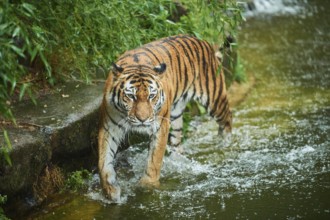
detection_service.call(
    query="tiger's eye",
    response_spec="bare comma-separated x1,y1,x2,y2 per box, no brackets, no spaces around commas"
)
149,94,156,99
126,94,135,100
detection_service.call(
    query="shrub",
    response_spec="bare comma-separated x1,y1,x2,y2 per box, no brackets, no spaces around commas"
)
0,0,243,120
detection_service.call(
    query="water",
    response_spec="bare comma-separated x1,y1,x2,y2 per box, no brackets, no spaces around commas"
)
29,0,330,219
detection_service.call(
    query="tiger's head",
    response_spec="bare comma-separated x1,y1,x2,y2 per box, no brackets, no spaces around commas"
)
109,62,166,127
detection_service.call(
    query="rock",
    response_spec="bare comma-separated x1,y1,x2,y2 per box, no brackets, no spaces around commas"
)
0,82,104,199
0,130,49,196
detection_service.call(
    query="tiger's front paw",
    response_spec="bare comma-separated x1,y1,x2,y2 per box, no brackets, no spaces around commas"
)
102,182,121,203
139,176,160,188
100,176,121,203
218,123,232,136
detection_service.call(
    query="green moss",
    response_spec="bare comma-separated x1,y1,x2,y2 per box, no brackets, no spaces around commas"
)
64,169,92,192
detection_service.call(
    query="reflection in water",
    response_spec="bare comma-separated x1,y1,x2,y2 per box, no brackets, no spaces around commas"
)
31,0,330,219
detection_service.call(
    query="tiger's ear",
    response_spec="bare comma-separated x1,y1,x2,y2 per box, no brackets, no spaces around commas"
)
153,63,166,75
112,62,124,76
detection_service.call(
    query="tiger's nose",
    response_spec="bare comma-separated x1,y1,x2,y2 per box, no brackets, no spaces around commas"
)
135,101,151,123
136,114,148,123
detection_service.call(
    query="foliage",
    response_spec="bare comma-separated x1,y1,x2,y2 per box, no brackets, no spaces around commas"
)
181,0,244,44
64,169,92,192
233,56,246,83
0,130,12,166
0,194,10,220
0,0,243,121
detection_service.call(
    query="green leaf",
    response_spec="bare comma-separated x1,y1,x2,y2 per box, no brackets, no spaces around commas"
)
10,45,25,58
197,103,206,114
12,26,21,38
19,83,28,101
22,3,36,16
3,130,12,166
29,47,39,62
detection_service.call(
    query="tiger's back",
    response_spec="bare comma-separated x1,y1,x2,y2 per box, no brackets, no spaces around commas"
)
98,35,232,201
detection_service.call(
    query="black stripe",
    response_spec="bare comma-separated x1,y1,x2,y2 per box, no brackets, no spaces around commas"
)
171,128,182,132
171,142,181,147
106,109,124,130
125,73,137,81
210,78,223,116
117,53,132,61
214,98,228,122
145,79,153,84
111,85,117,103
197,40,210,108
103,124,109,132
139,73,153,78
125,64,154,70
143,47,161,64
203,41,217,105
112,136,120,146
181,36,198,78
191,86,196,100
173,37,196,75
170,112,183,121
133,54,139,63
182,61,189,94
158,44,174,72
211,56,218,105
217,99,229,120
183,91,189,100
174,48,182,100
183,36,200,58
168,133,175,138
165,40,186,101
187,37,203,99
104,138,115,157
120,81,125,89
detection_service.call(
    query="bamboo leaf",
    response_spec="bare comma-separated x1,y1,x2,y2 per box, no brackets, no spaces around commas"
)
3,130,12,166
10,45,25,58
19,83,28,101
12,26,21,38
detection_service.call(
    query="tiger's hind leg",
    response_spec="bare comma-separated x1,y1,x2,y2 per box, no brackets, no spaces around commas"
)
210,98,232,136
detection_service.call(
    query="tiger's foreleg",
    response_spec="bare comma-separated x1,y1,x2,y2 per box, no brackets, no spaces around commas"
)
168,101,187,152
168,113,184,153
98,113,123,202
140,113,170,186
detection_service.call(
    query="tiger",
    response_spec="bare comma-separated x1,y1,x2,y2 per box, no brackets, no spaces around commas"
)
98,35,232,202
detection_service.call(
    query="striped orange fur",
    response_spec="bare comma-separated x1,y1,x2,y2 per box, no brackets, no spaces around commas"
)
98,35,232,201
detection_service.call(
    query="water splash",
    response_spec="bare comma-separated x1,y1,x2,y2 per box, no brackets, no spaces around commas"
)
242,0,307,17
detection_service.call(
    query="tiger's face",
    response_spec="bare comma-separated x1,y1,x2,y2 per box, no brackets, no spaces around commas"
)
110,63,166,127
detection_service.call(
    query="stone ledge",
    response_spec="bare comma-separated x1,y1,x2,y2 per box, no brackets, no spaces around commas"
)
0,82,104,197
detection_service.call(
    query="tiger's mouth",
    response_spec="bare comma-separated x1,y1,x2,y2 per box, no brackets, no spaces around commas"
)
128,119,153,127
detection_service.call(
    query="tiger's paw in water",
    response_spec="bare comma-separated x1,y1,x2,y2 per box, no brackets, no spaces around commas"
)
139,176,160,188
102,182,121,203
